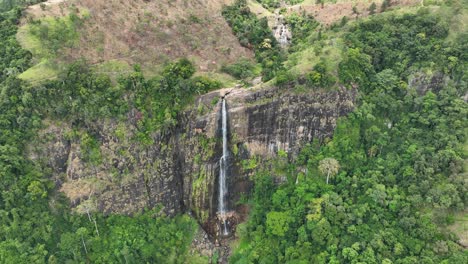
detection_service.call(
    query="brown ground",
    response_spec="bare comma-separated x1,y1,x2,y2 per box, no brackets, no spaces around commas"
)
20,0,423,74
22,0,69,18
288,0,422,26
22,0,254,73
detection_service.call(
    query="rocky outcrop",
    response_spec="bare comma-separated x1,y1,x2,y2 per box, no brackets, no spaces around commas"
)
29,84,356,238
273,12,292,47
408,71,448,95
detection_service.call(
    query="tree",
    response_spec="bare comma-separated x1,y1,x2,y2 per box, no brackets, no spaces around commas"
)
352,6,359,16
316,0,325,8
266,211,292,237
76,227,88,256
381,0,391,12
338,48,374,87
340,16,349,27
369,2,377,15
318,158,340,184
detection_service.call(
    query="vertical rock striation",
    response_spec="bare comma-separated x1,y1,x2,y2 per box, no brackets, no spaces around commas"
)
29,84,356,237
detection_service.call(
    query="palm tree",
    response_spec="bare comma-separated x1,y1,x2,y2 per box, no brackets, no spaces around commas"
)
318,158,340,184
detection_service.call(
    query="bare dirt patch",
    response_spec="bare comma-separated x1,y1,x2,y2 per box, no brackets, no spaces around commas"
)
447,210,468,248
21,0,254,74
22,0,73,22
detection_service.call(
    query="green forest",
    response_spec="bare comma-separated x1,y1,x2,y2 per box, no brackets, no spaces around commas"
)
0,0,467,263
229,2,467,263
0,5,209,263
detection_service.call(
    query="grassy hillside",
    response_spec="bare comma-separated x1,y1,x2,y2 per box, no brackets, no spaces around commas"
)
17,0,254,82
1,0,466,263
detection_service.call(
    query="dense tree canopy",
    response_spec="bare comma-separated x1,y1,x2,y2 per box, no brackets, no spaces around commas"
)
0,7,210,263
0,1,466,263
222,0,286,80
230,5,467,264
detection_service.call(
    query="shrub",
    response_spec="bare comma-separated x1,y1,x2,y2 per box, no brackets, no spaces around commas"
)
221,58,256,79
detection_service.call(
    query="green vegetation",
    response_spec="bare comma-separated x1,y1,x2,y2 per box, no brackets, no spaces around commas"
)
231,4,467,263
26,57,220,145
0,6,215,263
55,211,197,263
285,12,319,51
221,57,258,80
0,8,31,82
17,8,88,82
256,0,304,9
0,0,44,12
224,1,344,87
1,0,467,263
222,0,286,81
28,12,84,55
17,60,58,82
123,60,221,143
344,9,463,79
369,2,377,15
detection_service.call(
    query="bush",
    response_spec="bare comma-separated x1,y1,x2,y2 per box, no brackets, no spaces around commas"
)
221,58,256,79
305,60,337,89
275,70,295,86
222,0,285,81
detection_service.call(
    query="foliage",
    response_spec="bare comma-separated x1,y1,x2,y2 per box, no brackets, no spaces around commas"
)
0,0,44,12
306,59,336,89
120,59,221,143
222,0,285,81
35,58,219,143
318,157,339,184
369,2,377,15
28,11,84,55
0,7,212,262
338,47,374,88
221,57,256,80
231,6,467,264
285,12,319,52
0,8,31,82
256,0,304,10
343,10,459,78
381,0,391,12
35,60,127,126
1,1,467,263
55,211,197,263
275,69,296,86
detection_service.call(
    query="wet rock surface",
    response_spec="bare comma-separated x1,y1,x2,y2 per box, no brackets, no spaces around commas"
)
409,71,448,95
273,12,292,47
29,84,356,240
190,227,216,261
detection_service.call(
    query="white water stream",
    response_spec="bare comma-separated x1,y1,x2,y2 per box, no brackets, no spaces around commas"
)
218,98,229,236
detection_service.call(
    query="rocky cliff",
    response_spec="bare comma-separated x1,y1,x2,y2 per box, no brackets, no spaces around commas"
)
29,84,356,238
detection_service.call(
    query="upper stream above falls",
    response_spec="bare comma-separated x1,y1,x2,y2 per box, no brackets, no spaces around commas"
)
273,12,292,47
271,1,292,47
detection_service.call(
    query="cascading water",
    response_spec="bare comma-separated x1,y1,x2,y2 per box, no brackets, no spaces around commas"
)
218,98,229,236
273,13,291,47
272,1,292,48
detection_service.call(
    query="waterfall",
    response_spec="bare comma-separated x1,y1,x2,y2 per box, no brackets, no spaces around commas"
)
273,13,292,48
218,98,229,236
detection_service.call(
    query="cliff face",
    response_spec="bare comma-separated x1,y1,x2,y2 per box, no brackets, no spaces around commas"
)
29,85,356,237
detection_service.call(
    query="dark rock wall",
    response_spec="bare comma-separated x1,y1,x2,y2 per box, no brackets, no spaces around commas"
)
28,85,356,237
